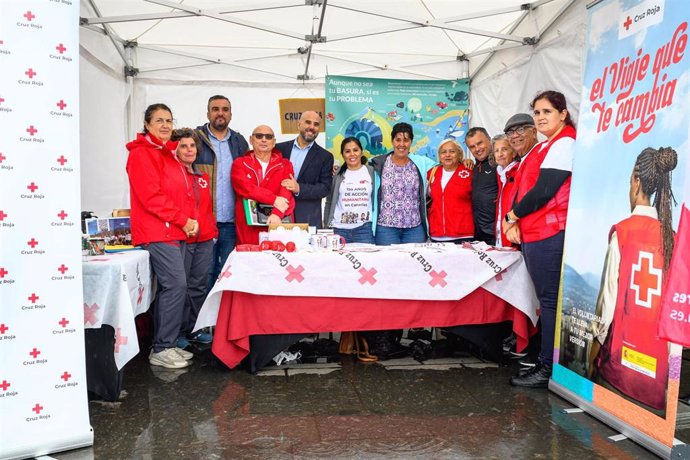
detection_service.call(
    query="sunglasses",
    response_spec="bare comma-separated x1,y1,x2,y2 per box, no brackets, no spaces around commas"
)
253,133,274,140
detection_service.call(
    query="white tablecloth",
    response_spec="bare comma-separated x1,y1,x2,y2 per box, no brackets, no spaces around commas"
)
195,243,539,331
82,251,152,369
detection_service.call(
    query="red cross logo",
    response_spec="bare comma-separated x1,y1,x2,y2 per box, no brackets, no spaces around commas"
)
58,317,69,328
0,267,8,278
24,11,36,22
0,380,10,391
28,293,39,303
32,403,43,414
0,324,8,334
25,68,37,79
0,152,6,163
198,178,208,188
458,170,470,179
285,265,305,283
56,43,67,54
220,267,232,279
57,264,68,275
83,303,100,325
61,371,71,382
27,182,38,192
114,328,128,353
623,16,632,30
27,238,39,248
429,270,448,288
29,348,41,358
57,210,68,220
56,100,67,110
0,210,7,221
57,155,68,166
26,125,38,135
630,251,662,309
0,96,4,104
494,268,508,282
137,286,144,304
358,267,378,285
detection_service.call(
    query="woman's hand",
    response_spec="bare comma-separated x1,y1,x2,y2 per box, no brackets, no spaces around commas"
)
280,174,300,194
273,196,289,213
183,218,199,237
506,225,522,244
266,214,281,226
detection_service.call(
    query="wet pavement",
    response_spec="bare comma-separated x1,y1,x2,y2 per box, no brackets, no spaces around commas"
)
49,335,690,460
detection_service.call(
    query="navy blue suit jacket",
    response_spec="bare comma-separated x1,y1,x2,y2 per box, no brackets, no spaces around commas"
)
276,140,334,228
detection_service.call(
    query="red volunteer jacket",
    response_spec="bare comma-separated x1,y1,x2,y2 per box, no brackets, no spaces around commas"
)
186,170,218,244
231,149,296,245
426,165,474,239
596,215,669,410
514,124,576,243
126,133,195,245
495,162,519,248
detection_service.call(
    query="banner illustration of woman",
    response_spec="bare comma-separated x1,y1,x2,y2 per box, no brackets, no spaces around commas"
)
588,147,678,413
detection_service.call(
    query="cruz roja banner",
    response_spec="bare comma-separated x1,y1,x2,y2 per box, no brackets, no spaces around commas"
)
324,76,469,163
551,0,690,457
0,1,93,459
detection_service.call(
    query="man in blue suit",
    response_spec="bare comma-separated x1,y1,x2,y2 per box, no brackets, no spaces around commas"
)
276,111,334,228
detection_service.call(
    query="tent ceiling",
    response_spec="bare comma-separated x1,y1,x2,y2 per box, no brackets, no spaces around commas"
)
80,0,575,83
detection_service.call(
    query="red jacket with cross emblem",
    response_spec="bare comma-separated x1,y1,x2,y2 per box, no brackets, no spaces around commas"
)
596,214,668,410
426,164,474,239
186,170,218,244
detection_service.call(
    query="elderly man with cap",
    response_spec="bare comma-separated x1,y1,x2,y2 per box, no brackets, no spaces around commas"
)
504,113,539,161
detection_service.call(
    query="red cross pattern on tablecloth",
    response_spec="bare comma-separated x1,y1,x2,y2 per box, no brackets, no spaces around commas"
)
623,16,632,30
630,251,662,309
27,237,38,248
429,270,448,288
137,286,144,305
0,324,8,334
27,293,39,303
60,371,71,382
494,268,508,281
358,267,378,285
56,43,67,54
57,210,68,220
29,348,40,359
56,99,67,110
57,155,68,166
58,317,69,328
25,69,37,80
83,303,100,325
27,182,38,192
23,11,36,21
0,380,10,391
217,266,232,284
0,267,8,278
285,265,305,283
32,403,43,414
57,264,68,275
114,328,128,353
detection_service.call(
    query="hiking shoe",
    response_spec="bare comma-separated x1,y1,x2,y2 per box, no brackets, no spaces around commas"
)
174,347,193,360
188,329,213,344
176,336,191,350
149,349,190,369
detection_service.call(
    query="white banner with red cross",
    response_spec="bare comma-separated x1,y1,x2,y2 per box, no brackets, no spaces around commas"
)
0,1,93,458
195,243,539,331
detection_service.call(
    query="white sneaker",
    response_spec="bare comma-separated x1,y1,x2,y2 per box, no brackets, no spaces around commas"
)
174,347,193,361
149,348,190,369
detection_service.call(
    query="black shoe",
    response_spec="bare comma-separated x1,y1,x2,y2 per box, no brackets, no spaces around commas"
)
510,362,552,388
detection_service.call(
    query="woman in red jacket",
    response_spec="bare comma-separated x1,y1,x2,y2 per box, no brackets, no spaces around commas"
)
503,91,577,387
231,125,295,245
171,128,219,349
126,103,196,369
426,139,474,243
493,135,519,248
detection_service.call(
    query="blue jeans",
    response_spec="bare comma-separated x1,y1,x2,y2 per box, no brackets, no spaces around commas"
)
207,222,236,290
334,222,375,244
375,224,427,246
521,231,565,366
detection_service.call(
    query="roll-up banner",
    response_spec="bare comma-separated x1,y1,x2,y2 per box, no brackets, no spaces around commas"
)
0,1,94,458
324,76,469,162
552,0,690,457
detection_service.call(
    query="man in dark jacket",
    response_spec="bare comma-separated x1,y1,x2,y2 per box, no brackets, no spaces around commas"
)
195,95,248,293
465,127,498,245
275,111,334,228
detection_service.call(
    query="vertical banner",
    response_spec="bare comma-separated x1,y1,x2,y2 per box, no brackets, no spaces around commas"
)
552,0,689,457
0,1,93,459
325,76,469,162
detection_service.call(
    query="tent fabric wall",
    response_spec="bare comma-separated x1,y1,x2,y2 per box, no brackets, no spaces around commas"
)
78,0,588,216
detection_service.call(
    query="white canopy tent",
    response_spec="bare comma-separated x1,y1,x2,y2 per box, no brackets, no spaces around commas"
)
78,0,587,216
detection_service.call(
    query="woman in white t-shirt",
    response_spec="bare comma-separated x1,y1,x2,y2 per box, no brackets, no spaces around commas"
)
324,137,376,243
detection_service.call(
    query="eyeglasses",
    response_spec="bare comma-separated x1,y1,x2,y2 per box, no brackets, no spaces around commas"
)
505,125,533,137
151,118,174,126
253,133,274,140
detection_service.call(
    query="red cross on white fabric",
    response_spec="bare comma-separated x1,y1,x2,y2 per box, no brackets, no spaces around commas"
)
56,100,67,110
0,267,7,278
28,293,39,303
58,317,69,327
630,251,662,309
494,268,508,282
0,380,10,391
23,11,35,21
27,182,38,192
57,264,68,274
83,303,100,325
27,238,39,248
61,371,71,382
56,43,67,54
358,267,377,285
623,16,632,30
57,155,68,165
25,69,36,79
29,348,40,358
429,270,448,288
0,324,8,334
285,265,305,283
137,286,144,304
0,210,7,221
114,328,128,353
57,210,68,220
32,403,43,414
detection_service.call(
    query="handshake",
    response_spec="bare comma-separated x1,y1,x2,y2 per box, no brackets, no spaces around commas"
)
183,218,199,238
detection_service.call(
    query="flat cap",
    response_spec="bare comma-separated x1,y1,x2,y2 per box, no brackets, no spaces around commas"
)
504,113,535,133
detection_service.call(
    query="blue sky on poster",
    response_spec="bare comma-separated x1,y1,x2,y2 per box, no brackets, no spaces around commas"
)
565,0,690,277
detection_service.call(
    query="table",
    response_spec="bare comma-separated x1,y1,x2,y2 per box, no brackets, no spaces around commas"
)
195,243,539,369
82,251,152,399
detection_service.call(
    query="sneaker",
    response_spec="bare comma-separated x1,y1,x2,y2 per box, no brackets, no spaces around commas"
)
174,347,193,360
149,348,190,369
188,329,213,344
509,362,552,388
176,336,191,350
